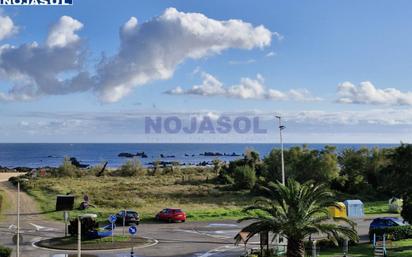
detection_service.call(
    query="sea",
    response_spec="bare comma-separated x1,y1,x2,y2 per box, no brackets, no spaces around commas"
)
0,143,399,168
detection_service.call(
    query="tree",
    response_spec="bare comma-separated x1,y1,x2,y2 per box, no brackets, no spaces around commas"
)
380,144,412,197
401,199,412,224
263,146,339,184
235,180,358,257
233,166,256,190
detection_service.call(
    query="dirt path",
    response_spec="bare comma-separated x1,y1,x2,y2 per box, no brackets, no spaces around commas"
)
0,173,57,227
0,172,22,182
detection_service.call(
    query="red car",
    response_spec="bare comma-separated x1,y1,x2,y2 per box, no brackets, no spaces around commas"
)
155,208,186,223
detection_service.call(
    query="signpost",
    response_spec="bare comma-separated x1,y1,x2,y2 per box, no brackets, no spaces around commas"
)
128,225,137,236
123,209,126,236
129,225,138,257
108,215,117,243
64,211,69,237
77,216,81,257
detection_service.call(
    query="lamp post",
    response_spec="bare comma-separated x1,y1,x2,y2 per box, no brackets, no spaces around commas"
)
78,216,81,257
16,178,28,257
275,116,286,185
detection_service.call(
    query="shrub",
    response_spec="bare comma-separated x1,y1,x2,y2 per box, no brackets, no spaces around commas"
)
57,157,79,177
304,237,357,249
402,199,412,224
234,166,256,190
0,246,12,257
389,197,403,213
369,225,412,241
115,158,145,177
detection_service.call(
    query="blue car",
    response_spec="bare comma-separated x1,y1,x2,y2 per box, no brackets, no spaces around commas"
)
369,217,406,241
370,217,405,230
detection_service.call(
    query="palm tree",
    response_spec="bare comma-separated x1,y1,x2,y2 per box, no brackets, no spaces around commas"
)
235,180,358,257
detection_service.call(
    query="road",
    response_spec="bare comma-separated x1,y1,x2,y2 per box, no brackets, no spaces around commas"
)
0,174,252,257
0,173,375,257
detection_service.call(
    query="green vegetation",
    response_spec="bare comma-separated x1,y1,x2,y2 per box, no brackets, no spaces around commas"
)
0,190,3,213
318,239,412,256
0,189,10,222
233,166,256,190
22,167,257,222
364,201,389,215
111,158,145,177
0,246,11,257
12,143,412,225
236,180,358,257
370,225,412,241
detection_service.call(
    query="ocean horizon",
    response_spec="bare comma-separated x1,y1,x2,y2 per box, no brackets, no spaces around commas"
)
0,143,399,169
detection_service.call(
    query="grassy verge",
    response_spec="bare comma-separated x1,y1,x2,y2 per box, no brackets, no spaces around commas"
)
364,201,392,215
0,189,10,222
318,239,412,256
24,170,257,222
20,168,395,224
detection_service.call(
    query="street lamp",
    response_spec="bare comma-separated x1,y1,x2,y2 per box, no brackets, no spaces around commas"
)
275,116,286,185
274,116,287,252
16,178,28,257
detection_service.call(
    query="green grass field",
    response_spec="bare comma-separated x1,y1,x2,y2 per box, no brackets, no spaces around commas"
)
18,166,395,223
23,169,257,222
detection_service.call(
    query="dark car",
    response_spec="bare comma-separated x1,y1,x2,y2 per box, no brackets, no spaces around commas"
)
115,210,140,225
368,217,406,241
155,208,186,223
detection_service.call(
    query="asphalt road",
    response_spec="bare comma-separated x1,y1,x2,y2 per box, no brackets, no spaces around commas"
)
0,177,253,257
0,176,378,257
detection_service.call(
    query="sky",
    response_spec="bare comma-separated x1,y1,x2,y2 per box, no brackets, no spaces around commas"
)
0,0,412,143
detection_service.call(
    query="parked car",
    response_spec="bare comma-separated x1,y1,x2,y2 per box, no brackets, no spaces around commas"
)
368,217,406,241
115,210,140,225
155,208,186,223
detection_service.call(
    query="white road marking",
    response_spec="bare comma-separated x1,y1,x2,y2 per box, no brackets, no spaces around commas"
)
29,223,56,232
207,224,239,228
196,245,240,257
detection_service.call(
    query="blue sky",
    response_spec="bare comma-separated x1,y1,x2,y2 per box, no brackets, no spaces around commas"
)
0,0,412,143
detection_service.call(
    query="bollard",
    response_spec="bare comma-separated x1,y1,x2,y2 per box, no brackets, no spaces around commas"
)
312,240,317,257
343,239,348,257
130,246,134,257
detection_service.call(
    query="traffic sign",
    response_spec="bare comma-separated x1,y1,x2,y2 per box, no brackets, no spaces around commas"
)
108,215,117,224
128,225,138,235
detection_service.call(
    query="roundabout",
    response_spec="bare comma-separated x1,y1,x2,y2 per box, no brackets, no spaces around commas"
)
33,235,158,251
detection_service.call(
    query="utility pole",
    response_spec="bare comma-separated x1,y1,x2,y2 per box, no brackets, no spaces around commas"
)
274,116,287,253
16,181,20,257
276,116,286,185
78,216,81,257
16,178,28,257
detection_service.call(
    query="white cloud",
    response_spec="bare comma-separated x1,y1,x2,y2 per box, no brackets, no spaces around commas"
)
337,81,412,106
46,16,83,48
95,7,273,102
228,59,256,65
5,108,412,143
166,72,320,102
186,72,226,96
266,51,276,57
0,14,17,41
0,9,276,103
0,16,93,102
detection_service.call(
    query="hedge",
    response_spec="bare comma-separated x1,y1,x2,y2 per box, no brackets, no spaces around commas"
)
0,246,12,257
369,225,412,241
